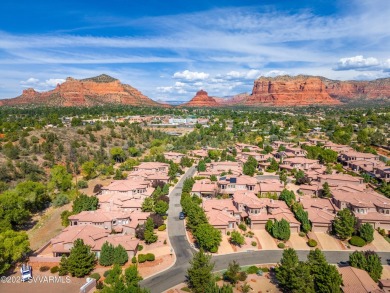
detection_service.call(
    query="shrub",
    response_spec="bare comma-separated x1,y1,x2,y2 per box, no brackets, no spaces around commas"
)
162,215,168,220
137,244,143,251
238,222,247,231
246,266,259,274
158,224,166,231
260,267,270,272
89,273,101,281
210,247,218,253
227,231,230,236
349,236,366,247
39,266,50,272
138,254,147,263
215,275,222,282
307,239,317,247
251,241,257,247
299,232,306,237
103,270,111,277
131,256,137,264
277,243,285,249
238,271,247,282
163,240,167,244
181,287,191,292
96,281,104,289
146,253,155,261
378,228,386,237
77,180,88,189
50,266,59,274
52,194,69,207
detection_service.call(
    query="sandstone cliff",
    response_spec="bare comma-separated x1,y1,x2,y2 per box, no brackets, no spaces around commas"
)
243,75,341,106
1,74,165,107
321,77,390,101
180,90,220,107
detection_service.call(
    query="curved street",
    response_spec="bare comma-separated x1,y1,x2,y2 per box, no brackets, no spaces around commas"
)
141,166,390,293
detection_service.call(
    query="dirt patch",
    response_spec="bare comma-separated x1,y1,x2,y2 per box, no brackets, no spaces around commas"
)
27,203,72,251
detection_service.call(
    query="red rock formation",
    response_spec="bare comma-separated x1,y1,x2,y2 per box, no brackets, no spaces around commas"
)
1,74,166,107
180,90,220,107
244,75,341,106
321,77,390,100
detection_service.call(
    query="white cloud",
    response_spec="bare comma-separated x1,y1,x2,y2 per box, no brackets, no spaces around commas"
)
45,78,66,87
19,77,65,90
264,70,288,77
173,70,209,81
156,86,173,93
334,55,380,70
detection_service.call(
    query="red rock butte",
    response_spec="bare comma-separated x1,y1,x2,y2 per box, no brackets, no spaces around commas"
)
0,74,166,107
179,90,220,107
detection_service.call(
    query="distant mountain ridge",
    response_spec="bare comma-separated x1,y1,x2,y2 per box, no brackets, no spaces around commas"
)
1,74,390,108
0,74,166,107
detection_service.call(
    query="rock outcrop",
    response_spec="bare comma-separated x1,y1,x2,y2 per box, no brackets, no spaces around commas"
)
180,90,220,107
1,74,165,107
321,77,390,101
243,75,341,106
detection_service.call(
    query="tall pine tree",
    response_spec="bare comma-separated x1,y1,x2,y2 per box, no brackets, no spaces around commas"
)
187,249,215,293
99,241,114,266
59,239,96,277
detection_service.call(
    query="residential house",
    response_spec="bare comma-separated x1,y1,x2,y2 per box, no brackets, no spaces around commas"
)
191,180,218,198
100,179,153,197
199,161,243,177
68,209,150,235
133,162,169,173
338,266,384,293
317,174,364,186
299,197,337,232
163,152,186,164
332,190,390,232
217,175,258,195
50,225,139,258
258,180,284,197
202,199,240,234
235,143,261,153
279,157,320,171
232,191,300,232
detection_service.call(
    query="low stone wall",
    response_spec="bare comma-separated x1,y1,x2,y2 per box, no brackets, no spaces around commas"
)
29,256,61,265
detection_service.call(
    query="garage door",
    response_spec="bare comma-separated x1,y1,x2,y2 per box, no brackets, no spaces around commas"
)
312,225,329,233
251,222,265,230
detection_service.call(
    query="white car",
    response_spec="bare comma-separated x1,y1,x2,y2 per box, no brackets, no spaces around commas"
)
20,264,32,282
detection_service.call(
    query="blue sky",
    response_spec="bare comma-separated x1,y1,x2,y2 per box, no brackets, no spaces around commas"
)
0,0,389,101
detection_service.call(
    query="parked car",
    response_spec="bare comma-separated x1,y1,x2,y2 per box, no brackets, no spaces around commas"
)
337,261,349,267
20,263,32,282
179,212,185,220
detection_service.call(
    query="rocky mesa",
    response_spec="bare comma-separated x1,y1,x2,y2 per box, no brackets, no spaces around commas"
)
242,75,341,106
321,77,390,101
1,74,165,107
179,90,220,107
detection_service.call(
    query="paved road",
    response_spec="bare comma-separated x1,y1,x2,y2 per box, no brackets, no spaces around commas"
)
141,167,390,292
140,166,197,293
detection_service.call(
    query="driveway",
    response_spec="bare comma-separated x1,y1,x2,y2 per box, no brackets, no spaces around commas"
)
217,235,234,254
371,231,390,252
315,232,345,250
287,233,308,250
253,230,278,249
